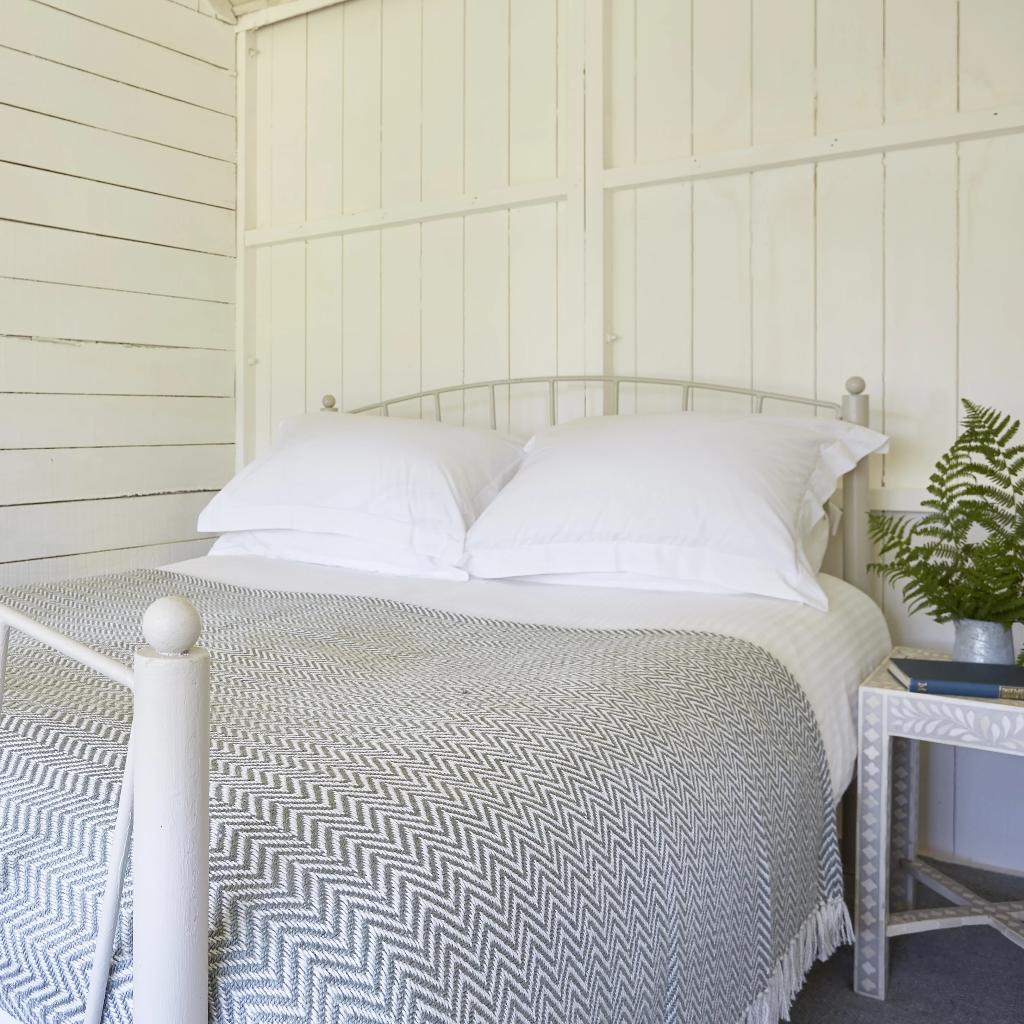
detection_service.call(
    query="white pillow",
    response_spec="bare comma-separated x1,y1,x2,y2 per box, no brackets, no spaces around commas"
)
199,413,524,574
208,530,468,580
464,413,888,609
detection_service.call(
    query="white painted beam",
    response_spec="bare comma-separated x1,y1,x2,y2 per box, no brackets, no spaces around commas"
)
602,105,1024,192
245,179,569,249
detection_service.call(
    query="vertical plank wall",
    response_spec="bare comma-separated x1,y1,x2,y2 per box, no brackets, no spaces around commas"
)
0,0,236,585
603,0,1024,872
240,0,1024,870
240,0,582,456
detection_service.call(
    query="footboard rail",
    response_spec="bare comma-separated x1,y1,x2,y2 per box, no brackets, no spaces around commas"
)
0,596,209,1024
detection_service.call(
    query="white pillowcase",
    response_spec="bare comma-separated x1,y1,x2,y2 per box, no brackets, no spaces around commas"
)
208,530,469,580
199,413,524,575
464,413,888,609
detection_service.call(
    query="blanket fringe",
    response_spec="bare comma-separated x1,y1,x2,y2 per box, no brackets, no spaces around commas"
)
740,896,854,1024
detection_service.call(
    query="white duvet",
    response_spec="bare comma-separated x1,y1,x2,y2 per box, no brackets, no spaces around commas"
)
167,555,892,800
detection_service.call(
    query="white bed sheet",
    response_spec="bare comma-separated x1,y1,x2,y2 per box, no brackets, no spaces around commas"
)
166,556,892,801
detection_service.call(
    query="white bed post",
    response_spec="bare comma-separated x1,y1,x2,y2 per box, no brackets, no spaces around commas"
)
841,377,871,594
132,597,210,1024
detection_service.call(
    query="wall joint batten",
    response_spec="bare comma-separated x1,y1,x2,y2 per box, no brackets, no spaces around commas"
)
603,105,1024,193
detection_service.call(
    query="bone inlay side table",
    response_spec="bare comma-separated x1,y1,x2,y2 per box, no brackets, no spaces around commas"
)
854,647,1024,1000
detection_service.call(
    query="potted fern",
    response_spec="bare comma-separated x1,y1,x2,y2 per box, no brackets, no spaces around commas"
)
869,401,1024,666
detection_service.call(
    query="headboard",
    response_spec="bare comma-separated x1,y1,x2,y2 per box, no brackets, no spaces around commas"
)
320,375,873,596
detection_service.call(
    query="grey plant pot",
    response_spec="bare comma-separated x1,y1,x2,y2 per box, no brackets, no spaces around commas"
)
952,619,1016,665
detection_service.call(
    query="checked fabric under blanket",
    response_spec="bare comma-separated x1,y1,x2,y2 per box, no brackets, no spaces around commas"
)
0,570,850,1024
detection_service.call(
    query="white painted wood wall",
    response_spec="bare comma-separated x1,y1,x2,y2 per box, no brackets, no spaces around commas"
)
238,0,1024,872
0,0,236,585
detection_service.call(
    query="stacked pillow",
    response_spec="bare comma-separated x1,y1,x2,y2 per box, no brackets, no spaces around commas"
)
200,410,887,608
199,414,525,580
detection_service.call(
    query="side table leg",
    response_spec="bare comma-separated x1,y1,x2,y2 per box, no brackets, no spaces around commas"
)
889,737,919,912
854,690,892,999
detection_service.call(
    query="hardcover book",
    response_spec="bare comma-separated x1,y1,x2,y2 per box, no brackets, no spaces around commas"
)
888,658,1024,701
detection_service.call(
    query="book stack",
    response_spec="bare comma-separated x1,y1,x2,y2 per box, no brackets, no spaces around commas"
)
888,658,1024,701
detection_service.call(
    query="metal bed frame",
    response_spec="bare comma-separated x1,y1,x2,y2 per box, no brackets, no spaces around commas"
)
0,375,873,1024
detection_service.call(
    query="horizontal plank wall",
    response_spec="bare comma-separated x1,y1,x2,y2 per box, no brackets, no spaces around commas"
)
0,0,236,585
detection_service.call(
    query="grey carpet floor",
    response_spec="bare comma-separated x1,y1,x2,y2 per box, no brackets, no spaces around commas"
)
790,861,1024,1023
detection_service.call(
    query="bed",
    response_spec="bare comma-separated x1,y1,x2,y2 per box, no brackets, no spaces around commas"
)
0,376,891,1024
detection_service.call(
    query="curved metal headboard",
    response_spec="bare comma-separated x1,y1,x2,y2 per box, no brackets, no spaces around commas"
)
321,374,845,427
319,374,873,596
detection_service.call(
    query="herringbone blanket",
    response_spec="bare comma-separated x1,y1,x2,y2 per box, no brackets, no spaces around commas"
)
0,571,850,1024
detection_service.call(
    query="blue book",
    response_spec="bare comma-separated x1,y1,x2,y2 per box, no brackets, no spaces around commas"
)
888,658,1024,701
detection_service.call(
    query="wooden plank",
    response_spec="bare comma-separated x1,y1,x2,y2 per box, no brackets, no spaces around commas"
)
0,47,234,162
421,218,465,419
0,0,234,115
607,190,637,409
815,154,885,447
463,211,509,428
0,163,234,256
750,165,815,409
341,231,381,410
884,145,958,488
0,279,232,351
305,3,345,221
605,0,636,169
247,249,274,456
692,0,751,152
465,0,509,192
816,0,883,133
0,445,233,506
270,15,307,224
380,0,422,208
380,225,422,412
509,203,558,436
635,184,692,412
751,0,814,144
35,0,235,69
0,492,216,564
0,221,233,303
0,105,233,209
0,539,215,587
959,0,1024,111
342,0,382,213
509,0,558,183
304,237,343,412
636,0,690,163
269,243,307,427
0,336,233,397
0,394,232,448
421,0,464,200
884,0,957,123
959,134,1024,424
691,174,751,410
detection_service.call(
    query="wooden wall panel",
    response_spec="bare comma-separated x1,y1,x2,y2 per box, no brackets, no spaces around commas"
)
0,0,234,584
959,0,1024,110
883,146,959,488
0,0,233,114
959,134,1024,419
238,0,1024,870
691,176,752,411
243,0,573,448
0,47,234,161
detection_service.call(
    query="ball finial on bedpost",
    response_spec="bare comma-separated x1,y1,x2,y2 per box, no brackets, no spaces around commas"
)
845,376,866,396
142,596,201,656
321,394,338,412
